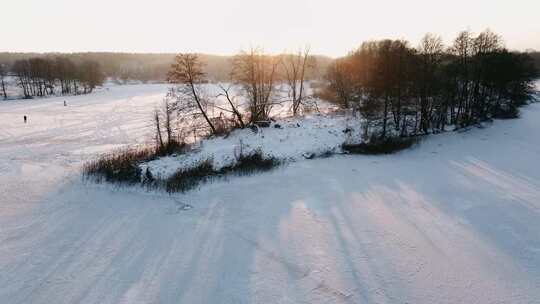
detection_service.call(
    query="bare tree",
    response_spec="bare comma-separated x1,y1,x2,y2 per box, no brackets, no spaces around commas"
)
9,56,103,98
281,46,315,115
233,47,280,122
417,33,445,133
152,97,179,154
473,29,503,55
216,83,245,128
154,108,164,151
167,53,216,134
0,64,7,99
322,29,535,141
79,61,105,94
163,99,174,144
323,58,355,109
450,30,475,125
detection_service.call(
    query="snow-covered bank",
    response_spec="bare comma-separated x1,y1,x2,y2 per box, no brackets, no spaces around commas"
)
1,83,540,304
143,113,362,179
142,82,540,181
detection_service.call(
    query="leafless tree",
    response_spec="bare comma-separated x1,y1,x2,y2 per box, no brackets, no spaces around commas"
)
473,29,503,55
281,46,315,115
216,83,245,128
163,99,174,144
322,29,535,140
323,58,355,109
0,64,7,99
9,56,103,98
152,96,180,154
154,108,165,150
417,33,445,132
79,61,105,94
167,53,216,134
450,30,475,124
232,47,280,122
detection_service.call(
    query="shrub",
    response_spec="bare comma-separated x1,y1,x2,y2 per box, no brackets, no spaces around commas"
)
142,167,155,187
83,147,156,184
492,103,520,119
220,149,280,176
342,136,418,155
165,159,215,193
164,150,281,193
84,141,188,185
156,139,188,156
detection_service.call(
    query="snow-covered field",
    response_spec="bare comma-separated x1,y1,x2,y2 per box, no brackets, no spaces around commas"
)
1,83,540,303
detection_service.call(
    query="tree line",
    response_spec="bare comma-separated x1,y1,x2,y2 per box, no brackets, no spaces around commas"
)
0,56,104,99
321,30,537,141
0,52,332,85
152,47,318,149
153,30,538,150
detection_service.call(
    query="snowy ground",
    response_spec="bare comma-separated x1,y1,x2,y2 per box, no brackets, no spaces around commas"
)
1,83,540,303
143,114,362,178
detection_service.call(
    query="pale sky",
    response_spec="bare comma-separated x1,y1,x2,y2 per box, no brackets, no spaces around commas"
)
2,0,539,56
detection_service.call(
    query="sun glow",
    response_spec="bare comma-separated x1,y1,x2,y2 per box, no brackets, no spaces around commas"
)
2,0,539,56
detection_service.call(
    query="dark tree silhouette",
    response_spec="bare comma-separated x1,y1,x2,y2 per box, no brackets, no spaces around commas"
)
0,64,7,99
321,29,537,141
10,56,104,98
167,53,216,134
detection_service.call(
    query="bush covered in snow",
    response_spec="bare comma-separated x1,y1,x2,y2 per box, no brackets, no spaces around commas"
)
83,147,155,185
164,149,280,193
342,137,419,155
164,159,215,193
83,140,187,185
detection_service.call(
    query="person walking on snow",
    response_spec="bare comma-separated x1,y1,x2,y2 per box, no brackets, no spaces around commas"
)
24,115,27,123
64,100,67,106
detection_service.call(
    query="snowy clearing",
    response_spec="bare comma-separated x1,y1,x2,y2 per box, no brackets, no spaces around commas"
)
1,83,540,303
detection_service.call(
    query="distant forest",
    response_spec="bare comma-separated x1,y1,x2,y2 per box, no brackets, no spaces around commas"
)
0,47,536,101
0,50,536,85
0,52,333,83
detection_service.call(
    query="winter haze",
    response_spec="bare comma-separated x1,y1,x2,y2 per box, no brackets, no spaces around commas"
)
1,0,540,55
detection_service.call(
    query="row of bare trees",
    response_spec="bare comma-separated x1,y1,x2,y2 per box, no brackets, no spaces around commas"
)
4,56,104,99
152,48,316,146
232,47,316,121
322,30,537,141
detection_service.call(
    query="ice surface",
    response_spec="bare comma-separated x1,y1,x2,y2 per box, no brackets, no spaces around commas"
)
1,82,539,303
